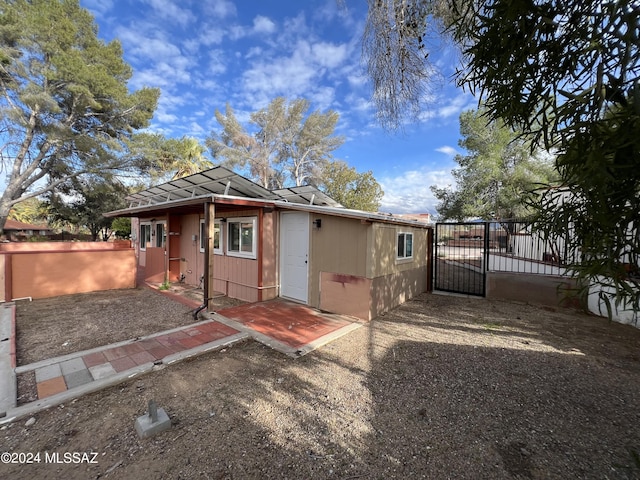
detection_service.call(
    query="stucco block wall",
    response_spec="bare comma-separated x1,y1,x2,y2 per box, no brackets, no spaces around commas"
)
370,266,429,319
312,219,431,320
8,249,136,300
486,272,578,308
319,272,372,320
368,224,430,277
309,214,369,308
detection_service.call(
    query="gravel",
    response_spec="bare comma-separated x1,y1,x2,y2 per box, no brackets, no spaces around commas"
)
3,292,640,479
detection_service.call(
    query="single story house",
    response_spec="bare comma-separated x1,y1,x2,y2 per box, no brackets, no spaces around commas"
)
2,219,52,241
106,166,432,321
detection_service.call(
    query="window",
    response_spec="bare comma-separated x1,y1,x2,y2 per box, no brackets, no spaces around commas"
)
155,222,166,248
397,232,413,260
200,219,223,254
227,217,257,259
139,223,151,251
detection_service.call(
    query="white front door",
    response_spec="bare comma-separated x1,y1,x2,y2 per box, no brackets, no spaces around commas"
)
280,212,309,303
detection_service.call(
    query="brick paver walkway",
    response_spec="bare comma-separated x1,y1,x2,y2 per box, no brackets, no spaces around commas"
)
31,320,240,400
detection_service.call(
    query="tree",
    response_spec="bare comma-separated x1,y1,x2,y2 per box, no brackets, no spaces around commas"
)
126,134,212,183
362,0,447,129
171,137,212,179
319,161,383,212
110,217,131,239
48,178,129,241
0,0,159,234
430,108,557,221
363,0,640,317
207,98,344,188
8,197,50,224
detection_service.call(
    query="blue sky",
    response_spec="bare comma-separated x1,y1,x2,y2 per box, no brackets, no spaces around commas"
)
82,0,477,214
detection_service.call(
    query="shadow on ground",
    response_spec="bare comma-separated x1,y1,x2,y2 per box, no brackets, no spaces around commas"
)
3,294,640,479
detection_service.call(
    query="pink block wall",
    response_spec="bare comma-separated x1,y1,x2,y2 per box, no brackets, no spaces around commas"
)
1,247,136,301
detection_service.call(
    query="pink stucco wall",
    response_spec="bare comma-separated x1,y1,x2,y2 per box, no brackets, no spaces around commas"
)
1,244,136,301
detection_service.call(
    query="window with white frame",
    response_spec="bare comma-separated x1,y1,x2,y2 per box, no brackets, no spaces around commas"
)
155,222,166,248
139,222,151,251
200,219,223,254
397,232,413,260
227,217,257,259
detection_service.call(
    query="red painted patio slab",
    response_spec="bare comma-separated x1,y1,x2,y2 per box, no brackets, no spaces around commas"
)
217,300,354,349
110,355,137,372
82,351,107,368
196,322,239,336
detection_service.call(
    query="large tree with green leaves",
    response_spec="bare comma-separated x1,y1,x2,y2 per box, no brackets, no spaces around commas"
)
8,197,49,224
126,133,212,183
0,0,159,234
207,97,344,189
431,107,557,221
319,160,383,212
364,0,640,317
48,177,129,241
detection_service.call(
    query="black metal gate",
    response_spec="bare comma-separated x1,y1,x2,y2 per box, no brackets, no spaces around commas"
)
434,222,488,296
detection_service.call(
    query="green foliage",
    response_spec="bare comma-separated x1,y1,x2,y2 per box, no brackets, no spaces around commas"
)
207,97,344,188
447,0,640,317
365,0,640,318
535,101,640,318
8,198,50,224
431,107,557,220
319,161,383,212
126,134,212,183
111,217,131,239
48,178,129,241
0,0,159,233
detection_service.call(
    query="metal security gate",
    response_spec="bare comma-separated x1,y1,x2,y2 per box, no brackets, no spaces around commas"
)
434,222,488,296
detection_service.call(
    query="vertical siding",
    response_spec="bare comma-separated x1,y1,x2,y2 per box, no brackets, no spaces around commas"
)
211,208,262,303
261,209,278,301
211,256,259,302
0,254,6,302
178,214,203,286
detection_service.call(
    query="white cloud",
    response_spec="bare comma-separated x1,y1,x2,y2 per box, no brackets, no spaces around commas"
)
253,15,277,34
311,42,348,68
141,0,196,28
379,168,455,214
82,0,114,17
437,93,474,119
436,146,458,156
116,27,180,60
238,38,352,110
204,0,237,19
207,49,227,76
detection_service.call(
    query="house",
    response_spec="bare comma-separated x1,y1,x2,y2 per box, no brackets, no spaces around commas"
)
105,166,432,321
2,219,52,241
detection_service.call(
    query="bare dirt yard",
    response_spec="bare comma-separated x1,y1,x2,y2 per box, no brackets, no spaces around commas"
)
14,287,244,365
3,292,640,479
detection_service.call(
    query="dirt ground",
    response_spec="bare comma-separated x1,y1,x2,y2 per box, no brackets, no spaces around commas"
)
3,292,640,479
14,287,244,366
